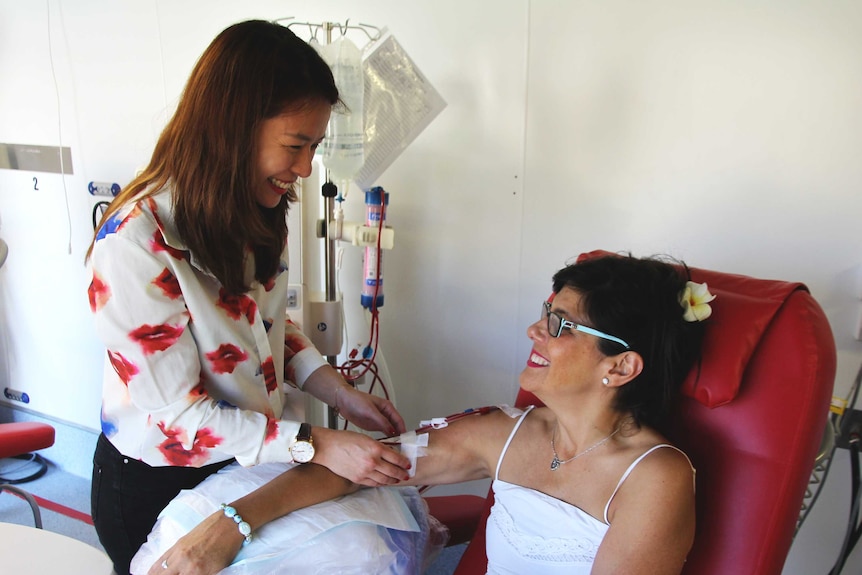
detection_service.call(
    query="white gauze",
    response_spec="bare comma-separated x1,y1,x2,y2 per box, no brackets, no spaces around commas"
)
398,431,429,478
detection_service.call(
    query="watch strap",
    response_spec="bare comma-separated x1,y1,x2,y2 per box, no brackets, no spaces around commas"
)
296,422,312,442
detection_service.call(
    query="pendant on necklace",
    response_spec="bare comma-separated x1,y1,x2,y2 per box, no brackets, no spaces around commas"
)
550,456,561,471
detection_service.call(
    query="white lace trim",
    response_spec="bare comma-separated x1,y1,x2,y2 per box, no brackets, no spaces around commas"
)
489,499,598,564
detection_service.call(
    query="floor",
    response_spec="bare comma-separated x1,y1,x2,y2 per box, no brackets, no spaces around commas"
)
0,457,102,551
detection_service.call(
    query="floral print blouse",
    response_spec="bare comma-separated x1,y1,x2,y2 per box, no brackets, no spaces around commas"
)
88,188,326,467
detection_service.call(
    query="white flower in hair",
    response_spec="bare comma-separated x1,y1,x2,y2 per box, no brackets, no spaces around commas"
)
680,281,716,322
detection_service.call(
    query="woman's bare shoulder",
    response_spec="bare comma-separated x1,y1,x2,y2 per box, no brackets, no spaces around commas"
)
613,442,696,511
427,405,544,466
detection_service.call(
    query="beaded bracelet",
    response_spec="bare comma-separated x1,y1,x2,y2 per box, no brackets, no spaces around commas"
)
220,503,253,546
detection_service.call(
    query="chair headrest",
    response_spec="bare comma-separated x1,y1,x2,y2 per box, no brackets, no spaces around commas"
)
683,266,805,407
578,250,807,408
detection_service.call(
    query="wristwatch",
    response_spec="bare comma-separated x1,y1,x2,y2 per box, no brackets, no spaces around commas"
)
289,423,315,463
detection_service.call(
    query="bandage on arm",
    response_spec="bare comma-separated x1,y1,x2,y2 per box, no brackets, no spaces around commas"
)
388,404,523,482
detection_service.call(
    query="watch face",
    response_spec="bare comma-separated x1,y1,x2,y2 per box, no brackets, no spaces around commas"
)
290,441,315,463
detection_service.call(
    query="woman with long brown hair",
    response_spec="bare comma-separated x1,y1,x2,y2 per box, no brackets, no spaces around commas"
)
86,20,409,575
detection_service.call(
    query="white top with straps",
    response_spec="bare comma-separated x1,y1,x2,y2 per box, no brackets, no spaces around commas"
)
485,406,692,575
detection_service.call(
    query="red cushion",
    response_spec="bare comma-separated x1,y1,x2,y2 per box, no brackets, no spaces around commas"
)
681,267,804,407
0,422,55,459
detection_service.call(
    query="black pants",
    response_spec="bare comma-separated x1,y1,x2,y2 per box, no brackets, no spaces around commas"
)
91,433,234,575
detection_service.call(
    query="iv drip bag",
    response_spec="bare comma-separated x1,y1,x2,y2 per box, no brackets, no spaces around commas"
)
321,37,365,184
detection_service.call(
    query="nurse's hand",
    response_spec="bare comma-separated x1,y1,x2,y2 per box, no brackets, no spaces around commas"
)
334,384,406,436
302,364,406,436
311,426,411,487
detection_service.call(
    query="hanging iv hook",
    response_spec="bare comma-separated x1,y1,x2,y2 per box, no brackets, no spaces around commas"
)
279,18,383,44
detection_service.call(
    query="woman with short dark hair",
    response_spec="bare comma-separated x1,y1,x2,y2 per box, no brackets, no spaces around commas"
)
144,253,710,575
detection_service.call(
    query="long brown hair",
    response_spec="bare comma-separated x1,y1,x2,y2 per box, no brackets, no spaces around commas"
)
87,20,339,294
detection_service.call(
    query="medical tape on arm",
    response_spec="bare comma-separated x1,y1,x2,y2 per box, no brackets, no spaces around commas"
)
396,405,524,477
496,404,524,418
398,431,429,478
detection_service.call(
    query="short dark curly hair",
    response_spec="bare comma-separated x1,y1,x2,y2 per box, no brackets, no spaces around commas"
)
552,253,706,429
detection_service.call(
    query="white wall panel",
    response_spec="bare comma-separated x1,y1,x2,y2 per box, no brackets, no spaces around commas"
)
522,3,862,573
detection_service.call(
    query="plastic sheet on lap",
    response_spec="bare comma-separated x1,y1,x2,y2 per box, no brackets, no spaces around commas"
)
131,462,429,574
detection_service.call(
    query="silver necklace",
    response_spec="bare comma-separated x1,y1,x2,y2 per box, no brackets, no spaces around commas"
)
550,425,620,471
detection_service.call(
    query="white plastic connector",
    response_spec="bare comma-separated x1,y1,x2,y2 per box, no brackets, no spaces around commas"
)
333,220,395,249
333,205,344,241
419,417,449,429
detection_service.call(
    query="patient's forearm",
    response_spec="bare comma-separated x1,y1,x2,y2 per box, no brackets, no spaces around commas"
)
151,465,358,574
211,411,501,541
232,463,357,533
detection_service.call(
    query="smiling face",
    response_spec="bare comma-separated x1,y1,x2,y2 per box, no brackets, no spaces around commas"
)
520,287,608,397
253,100,331,208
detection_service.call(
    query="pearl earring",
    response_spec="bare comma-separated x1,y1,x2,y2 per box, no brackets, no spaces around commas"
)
602,377,610,386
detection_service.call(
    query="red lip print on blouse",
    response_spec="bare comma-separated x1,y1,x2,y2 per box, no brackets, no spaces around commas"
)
153,268,183,299
190,379,208,399
108,350,139,385
217,289,257,323
149,230,190,261
129,323,185,355
88,272,111,312
147,200,191,261
284,331,309,358
124,203,142,224
261,357,278,393
264,416,279,443
156,422,223,466
206,343,248,374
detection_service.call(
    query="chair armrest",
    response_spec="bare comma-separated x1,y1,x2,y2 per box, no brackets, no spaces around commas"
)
424,494,487,547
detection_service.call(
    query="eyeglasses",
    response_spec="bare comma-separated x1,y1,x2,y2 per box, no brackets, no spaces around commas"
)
542,301,630,349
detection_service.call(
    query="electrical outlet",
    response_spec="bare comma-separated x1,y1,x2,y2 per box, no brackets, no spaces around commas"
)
3,387,30,404
287,286,301,310
836,409,862,449
88,181,120,197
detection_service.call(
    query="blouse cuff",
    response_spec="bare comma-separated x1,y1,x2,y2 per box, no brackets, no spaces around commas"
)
290,348,328,390
240,419,302,466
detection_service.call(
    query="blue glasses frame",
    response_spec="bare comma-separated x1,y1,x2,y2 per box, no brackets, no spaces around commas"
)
542,301,630,349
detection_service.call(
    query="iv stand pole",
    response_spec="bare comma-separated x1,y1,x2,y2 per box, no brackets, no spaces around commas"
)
322,22,341,430
287,18,379,430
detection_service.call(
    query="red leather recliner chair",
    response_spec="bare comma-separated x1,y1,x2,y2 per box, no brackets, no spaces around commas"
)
425,250,836,575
